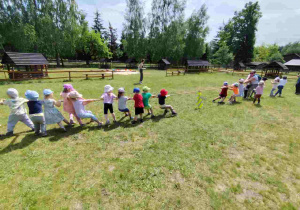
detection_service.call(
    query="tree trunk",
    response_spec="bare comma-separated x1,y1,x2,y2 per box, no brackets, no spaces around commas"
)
56,51,61,67
86,59,90,65
61,57,65,67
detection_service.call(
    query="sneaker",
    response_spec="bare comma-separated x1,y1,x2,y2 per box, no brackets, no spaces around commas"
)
164,110,169,115
41,133,48,137
31,128,35,132
151,115,155,119
70,120,75,124
105,120,110,126
140,119,144,123
97,123,102,128
139,81,142,84
132,121,137,124
34,132,40,136
6,131,14,136
172,112,177,116
212,100,215,103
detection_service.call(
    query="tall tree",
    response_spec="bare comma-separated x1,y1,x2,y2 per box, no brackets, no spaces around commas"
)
212,44,233,67
148,0,186,63
107,22,118,60
92,10,106,39
184,5,209,60
281,42,300,55
123,0,146,60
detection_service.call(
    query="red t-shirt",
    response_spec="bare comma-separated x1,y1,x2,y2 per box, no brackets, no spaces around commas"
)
220,87,228,96
133,94,144,108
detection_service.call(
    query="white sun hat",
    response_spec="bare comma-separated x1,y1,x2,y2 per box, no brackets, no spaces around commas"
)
7,88,19,99
104,85,114,93
118,87,125,93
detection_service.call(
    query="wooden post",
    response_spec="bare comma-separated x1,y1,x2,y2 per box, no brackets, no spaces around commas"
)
102,74,104,79
68,71,71,81
112,71,114,79
166,70,167,77
85,74,88,80
12,70,15,80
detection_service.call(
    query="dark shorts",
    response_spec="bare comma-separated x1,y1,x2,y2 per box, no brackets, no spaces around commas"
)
219,94,227,98
104,103,114,114
255,94,262,99
119,108,130,112
135,107,144,115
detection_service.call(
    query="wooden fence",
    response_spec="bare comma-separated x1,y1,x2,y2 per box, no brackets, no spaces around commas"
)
0,70,114,81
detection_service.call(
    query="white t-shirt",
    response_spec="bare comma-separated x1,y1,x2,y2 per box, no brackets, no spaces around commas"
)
251,75,259,85
4,98,28,115
278,79,287,86
118,96,128,110
272,81,279,89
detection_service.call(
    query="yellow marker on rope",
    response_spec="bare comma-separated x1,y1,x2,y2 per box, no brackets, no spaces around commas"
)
196,91,204,109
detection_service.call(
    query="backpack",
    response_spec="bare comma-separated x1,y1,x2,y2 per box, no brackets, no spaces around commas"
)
256,74,262,81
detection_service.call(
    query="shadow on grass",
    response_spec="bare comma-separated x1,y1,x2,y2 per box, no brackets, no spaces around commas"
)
0,134,39,155
47,125,91,142
254,104,262,108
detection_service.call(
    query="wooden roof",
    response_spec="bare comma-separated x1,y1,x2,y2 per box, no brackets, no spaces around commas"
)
284,59,300,66
158,59,170,65
246,62,267,66
262,62,288,71
187,60,210,67
1,52,49,66
238,62,246,68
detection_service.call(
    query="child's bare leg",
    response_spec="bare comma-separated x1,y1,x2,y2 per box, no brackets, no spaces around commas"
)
57,122,66,131
213,96,221,101
134,115,138,121
111,113,116,121
150,108,154,116
63,119,71,125
69,113,75,124
128,111,132,118
219,97,226,102
139,114,143,120
75,115,83,125
104,114,109,122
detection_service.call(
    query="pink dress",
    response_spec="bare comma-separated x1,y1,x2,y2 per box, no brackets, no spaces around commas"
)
60,92,76,114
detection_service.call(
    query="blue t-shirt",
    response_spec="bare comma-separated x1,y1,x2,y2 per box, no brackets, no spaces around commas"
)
158,94,166,105
27,101,43,114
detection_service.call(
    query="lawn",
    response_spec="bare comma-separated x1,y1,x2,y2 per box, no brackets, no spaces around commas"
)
0,70,299,209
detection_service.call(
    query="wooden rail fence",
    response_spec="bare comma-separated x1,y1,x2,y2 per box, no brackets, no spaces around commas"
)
0,70,114,81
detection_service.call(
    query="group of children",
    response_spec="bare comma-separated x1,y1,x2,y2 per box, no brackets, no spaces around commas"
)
0,84,177,136
213,72,288,105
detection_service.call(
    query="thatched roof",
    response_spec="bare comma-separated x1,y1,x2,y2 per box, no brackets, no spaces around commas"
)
1,52,49,66
262,62,288,71
158,59,170,65
186,60,210,67
284,59,300,66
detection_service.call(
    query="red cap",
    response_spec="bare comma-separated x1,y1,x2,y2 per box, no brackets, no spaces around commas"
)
160,89,168,96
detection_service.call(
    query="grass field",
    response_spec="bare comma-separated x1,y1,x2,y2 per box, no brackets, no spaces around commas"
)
0,70,299,209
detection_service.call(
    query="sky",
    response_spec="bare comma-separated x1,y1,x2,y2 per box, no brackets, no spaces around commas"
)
77,0,300,46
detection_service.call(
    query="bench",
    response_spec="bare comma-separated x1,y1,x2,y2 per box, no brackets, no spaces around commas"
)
166,69,186,77
83,71,114,80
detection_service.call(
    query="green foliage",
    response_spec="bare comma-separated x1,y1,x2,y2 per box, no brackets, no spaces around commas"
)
212,44,233,67
254,44,285,62
123,0,147,60
92,10,106,39
76,30,110,64
106,22,119,60
281,42,300,55
269,52,285,63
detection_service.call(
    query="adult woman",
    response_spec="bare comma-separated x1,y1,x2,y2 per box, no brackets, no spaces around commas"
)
296,75,300,95
138,59,145,84
244,70,259,98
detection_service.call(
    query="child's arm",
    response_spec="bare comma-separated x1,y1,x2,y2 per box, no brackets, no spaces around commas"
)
0,99,5,105
54,100,62,107
82,99,101,105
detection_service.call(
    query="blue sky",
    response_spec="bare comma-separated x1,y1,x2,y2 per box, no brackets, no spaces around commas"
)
77,0,300,46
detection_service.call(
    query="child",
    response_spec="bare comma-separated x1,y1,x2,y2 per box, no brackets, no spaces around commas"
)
274,76,288,97
101,85,117,125
253,81,264,105
0,88,34,136
60,84,83,125
238,79,245,97
69,91,103,127
25,90,47,136
213,82,228,103
228,83,239,104
118,88,133,119
43,89,71,132
142,86,155,118
270,78,280,97
158,89,177,115
132,88,144,124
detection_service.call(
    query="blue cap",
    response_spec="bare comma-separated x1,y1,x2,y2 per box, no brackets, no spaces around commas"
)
224,82,228,86
133,88,140,93
25,90,39,100
43,89,53,96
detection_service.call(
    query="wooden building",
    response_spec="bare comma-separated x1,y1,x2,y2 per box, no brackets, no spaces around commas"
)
246,62,267,69
284,59,300,72
125,58,138,68
235,62,246,71
261,62,289,78
284,53,300,62
185,60,210,73
1,52,49,79
158,59,171,70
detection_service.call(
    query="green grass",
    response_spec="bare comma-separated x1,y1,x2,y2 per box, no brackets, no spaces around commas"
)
0,70,299,209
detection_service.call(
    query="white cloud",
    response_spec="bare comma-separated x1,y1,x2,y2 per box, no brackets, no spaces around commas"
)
77,0,300,46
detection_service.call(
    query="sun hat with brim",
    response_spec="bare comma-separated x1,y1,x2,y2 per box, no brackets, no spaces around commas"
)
142,86,151,91
43,89,53,96
63,84,74,90
25,90,39,100
69,91,83,99
104,85,114,93
160,89,168,96
7,88,19,99
234,83,239,87
118,87,125,93
133,88,140,93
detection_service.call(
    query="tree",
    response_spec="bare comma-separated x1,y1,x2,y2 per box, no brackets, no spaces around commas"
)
281,42,300,55
148,0,186,63
184,5,209,59
123,0,146,60
269,52,285,63
212,44,233,67
107,22,119,60
254,44,284,62
92,10,106,39
76,29,110,65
